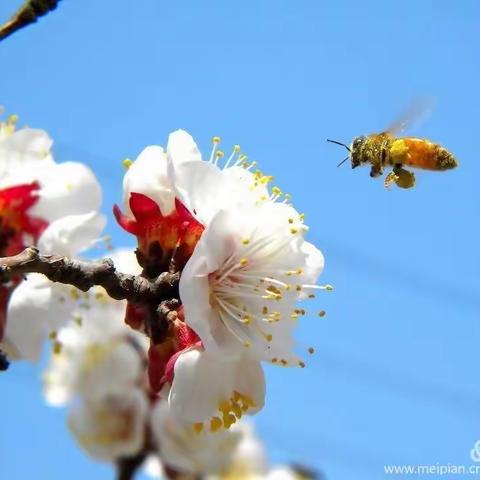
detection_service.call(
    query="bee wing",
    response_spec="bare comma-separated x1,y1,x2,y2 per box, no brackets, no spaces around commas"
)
384,97,435,135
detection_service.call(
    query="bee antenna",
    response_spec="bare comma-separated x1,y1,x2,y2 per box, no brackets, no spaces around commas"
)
327,138,351,152
337,156,350,168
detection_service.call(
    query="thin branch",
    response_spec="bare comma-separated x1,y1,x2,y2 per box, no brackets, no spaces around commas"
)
0,247,179,305
0,0,61,42
116,452,147,480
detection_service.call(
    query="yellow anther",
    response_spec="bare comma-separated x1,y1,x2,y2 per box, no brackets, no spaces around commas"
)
325,284,334,291
299,213,305,221
223,413,237,429
53,341,62,355
280,359,288,366
288,218,294,224
290,228,298,235
262,306,268,315
308,347,315,354
122,158,133,169
8,114,19,125
271,186,281,195
271,358,278,363
243,341,251,348
299,361,306,368
242,316,251,325
210,416,222,432
290,313,299,319
49,331,57,340
215,150,225,158
296,268,303,275
265,334,273,342
242,238,250,245
308,294,316,299
239,258,248,267
212,136,221,144
318,310,326,317
296,285,302,292
234,144,241,152
193,422,204,434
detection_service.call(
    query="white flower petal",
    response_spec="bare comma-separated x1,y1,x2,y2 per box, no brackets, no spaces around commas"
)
168,348,265,425
68,389,148,461
166,129,202,165
37,212,106,255
123,145,175,216
0,128,54,186
151,399,244,475
2,276,74,362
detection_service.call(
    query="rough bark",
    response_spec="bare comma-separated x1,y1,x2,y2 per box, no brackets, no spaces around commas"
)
0,247,179,305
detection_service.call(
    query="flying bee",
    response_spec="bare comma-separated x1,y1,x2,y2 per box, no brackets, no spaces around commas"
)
327,102,459,189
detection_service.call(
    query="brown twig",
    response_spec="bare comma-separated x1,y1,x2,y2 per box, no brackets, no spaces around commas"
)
116,452,148,480
0,247,179,305
0,0,61,42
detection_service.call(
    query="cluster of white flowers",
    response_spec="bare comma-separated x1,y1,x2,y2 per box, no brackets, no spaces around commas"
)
114,130,326,434
0,117,326,476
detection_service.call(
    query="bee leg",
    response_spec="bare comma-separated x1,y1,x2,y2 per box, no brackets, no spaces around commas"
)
369,165,383,178
384,171,399,189
393,165,416,189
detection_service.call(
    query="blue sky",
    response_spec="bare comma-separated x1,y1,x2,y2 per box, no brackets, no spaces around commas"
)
0,1,479,479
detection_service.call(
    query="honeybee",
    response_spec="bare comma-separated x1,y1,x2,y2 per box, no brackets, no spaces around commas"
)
327,102,459,189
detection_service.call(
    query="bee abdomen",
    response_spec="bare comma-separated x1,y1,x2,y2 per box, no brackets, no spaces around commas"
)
401,138,458,171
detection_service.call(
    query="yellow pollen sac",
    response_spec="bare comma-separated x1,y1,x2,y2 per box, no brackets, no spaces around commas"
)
234,144,241,152
325,284,334,291
280,359,288,366
271,185,281,194
239,258,249,267
265,334,273,342
49,331,57,340
288,218,294,224
242,238,250,245
271,358,278,363
290,313,299,319
243,341,251,348
296,268,303,275
212,136,221,144
299,361,306,368
308,347,315,354
215,150,225,158
122,158,133,169
210,416,223,432
262,306,268,315
290,228,298,235
242,315,252,325
299,213,305,221
308,294,316,299
193,422,204,434
318,310,326,317
296,285,302,292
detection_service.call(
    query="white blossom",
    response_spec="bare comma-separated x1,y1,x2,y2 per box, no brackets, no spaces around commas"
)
0,119,105,361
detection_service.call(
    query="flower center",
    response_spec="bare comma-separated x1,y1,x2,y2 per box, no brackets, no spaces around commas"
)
209,226,331,364
193,390,256,434
114,193,204,276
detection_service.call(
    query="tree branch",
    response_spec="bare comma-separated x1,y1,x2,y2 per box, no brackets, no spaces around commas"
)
0,0,61,42
0,247,179,305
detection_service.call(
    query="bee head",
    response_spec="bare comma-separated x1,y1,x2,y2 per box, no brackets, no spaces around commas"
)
350,135,367,169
